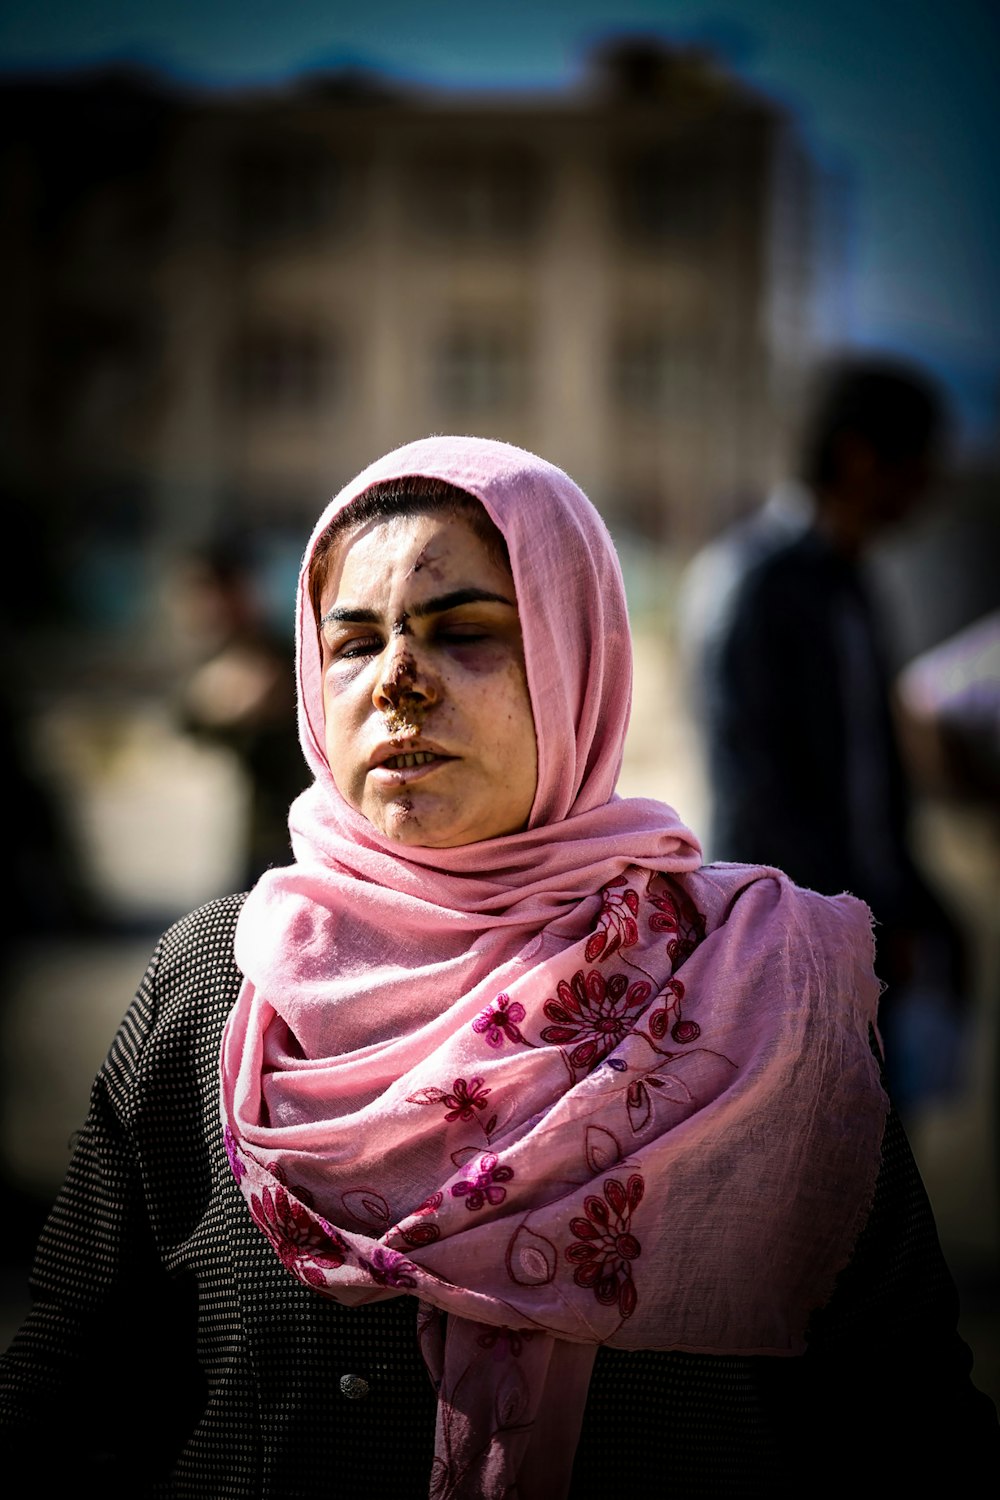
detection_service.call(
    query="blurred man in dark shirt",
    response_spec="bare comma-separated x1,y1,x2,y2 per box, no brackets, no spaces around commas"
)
682,356,964,1104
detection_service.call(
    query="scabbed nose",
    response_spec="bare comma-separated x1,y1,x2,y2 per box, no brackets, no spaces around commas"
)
373,640,439,716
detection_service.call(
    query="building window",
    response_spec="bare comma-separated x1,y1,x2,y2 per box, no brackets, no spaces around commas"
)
611,329,703,417
410,147,544,242
604,474,671,547
613,146,714,246
227,143,344,244
227,326,338,412
47,305,159,445
433,326,529,413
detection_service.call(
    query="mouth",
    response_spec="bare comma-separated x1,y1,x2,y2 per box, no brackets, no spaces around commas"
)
378,749,446,770
368,740,456,780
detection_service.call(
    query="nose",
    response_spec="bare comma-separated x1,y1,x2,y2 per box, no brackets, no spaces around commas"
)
372,636,439,716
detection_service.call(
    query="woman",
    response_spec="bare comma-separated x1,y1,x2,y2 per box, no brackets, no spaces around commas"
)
1,436,996,1496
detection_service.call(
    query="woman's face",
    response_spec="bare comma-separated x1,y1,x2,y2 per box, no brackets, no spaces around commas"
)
318,510,538,847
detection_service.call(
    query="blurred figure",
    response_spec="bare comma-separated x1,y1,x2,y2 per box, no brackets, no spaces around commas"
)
0,664,101,1263
169,540,306,888
681,355,966,1108
897,609,1000,1188
897,609,1000,814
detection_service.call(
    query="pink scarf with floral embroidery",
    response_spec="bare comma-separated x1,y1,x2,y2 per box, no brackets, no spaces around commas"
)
220,435,887,1500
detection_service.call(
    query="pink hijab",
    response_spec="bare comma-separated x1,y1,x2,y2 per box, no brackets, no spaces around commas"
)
221,436,886,1500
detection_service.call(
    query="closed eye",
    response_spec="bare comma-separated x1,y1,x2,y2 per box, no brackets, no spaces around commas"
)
437,623,492,643
433,603,517,644
328,633,384,660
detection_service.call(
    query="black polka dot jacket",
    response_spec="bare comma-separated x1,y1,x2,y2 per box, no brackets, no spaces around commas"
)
1,894,997,1495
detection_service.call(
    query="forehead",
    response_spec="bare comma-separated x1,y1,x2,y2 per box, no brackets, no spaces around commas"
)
319,511,515,611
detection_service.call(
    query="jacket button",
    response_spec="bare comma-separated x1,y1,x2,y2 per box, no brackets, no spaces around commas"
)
339,1373,370,1400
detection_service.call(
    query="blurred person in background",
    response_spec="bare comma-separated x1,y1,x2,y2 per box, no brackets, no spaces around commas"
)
0,592,102,1263
680,357,968,1110
896,608,1000,1189
897,609,1000,815
1,436,996,1495
169,539,306,887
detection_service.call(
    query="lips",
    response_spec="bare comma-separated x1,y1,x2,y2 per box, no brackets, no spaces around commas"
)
367,739,456,774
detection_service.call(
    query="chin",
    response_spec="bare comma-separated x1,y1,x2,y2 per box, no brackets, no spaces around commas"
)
365,792,527,849
375,808,501,849
373,802,463,849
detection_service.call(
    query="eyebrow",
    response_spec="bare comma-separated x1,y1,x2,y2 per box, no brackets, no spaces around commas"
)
320,587,515,628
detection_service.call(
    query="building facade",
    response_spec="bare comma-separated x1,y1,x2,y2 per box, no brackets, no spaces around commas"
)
2,38,840,666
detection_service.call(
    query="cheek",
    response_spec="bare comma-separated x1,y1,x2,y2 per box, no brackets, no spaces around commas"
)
322,671,363,788
322,671,345,746
454,648,531,717
491,667,538,830
489,662,537,762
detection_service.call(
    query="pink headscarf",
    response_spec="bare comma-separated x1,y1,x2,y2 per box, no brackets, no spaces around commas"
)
221,436,886,1500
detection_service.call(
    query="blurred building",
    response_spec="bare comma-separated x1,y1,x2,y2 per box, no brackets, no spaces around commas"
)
1,36,843,669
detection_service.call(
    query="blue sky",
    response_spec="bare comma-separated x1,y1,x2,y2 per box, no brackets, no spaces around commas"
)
3,1,998,450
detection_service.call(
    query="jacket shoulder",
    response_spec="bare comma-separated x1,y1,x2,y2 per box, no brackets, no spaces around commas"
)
103,892,249,1116
153,889,250,1015
144,891,249,1014
156,890,249,965
731,532,834,611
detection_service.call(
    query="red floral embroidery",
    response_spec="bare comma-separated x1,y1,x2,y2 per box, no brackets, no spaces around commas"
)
647,977,685,1040
672,1018,701,1043
441,1076,492,1123
565,1174,644,1318
408,1079,494,1127
397,1221,441,1247
393,1190,444,1247
249,1182,347,1288
648,881,707,965
541,969,652,1069
476,1327,534,1360
472,992,526,1048
361,1247,418,1288
451,1152,514,1211
224,1124,246,1183
585,879,640,962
